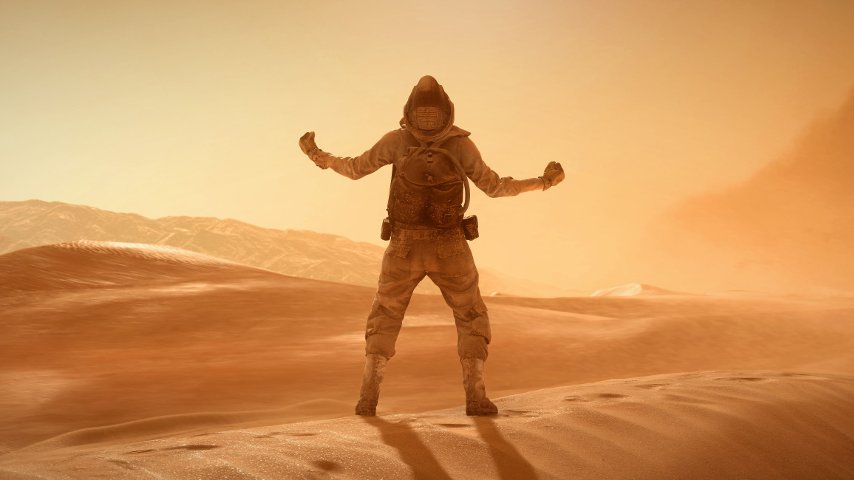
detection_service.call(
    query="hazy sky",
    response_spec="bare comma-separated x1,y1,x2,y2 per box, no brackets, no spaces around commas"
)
2,0,854,292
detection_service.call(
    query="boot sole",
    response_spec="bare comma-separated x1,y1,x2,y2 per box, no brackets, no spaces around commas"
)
466,410,498,416
355,404,376,416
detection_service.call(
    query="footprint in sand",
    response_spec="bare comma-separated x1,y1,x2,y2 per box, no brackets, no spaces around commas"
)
503,409,540,417
715,377,768,383
779,372,828,380
312,460,342,472
635,383,668,390
254,431,295,439
437,423,471,429
564,393,628,402
162,444,219,451
596,393,628,399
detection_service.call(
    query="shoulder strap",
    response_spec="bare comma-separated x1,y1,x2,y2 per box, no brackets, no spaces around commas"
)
386,129,472,217
426,143,470,216
385,163,397,216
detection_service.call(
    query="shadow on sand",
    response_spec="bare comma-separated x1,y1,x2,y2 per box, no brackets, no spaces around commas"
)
364,415,538,480
474,417,539,480
363,416,453,480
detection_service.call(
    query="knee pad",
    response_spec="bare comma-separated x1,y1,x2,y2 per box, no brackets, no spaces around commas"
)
366,333,397,358
458,334,488,360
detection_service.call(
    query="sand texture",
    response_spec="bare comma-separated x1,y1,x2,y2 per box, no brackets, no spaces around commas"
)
1,242,853,478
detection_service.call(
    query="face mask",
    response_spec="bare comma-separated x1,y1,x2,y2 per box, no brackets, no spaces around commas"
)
414,106,442,131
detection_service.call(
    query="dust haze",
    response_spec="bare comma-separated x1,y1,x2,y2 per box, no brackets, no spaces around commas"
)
633,88,854,295
2,1,854,478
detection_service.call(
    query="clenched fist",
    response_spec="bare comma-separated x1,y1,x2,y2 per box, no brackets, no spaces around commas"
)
299,131,328,169
541,161,565,190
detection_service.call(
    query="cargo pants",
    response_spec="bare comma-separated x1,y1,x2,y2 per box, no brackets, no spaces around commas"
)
365,225,491,360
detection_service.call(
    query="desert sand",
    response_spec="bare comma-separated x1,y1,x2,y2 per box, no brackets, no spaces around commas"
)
1,241,853,479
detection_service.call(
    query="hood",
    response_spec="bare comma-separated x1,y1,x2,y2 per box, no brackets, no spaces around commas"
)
401,75,455,143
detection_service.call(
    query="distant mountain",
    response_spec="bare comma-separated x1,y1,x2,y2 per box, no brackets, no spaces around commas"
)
0,200,552,295
645,88,854,294
0,199,386,288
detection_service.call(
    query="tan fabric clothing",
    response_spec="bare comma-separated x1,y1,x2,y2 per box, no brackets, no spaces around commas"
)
314,126,541,360
314,127,544,197
365,225,490,360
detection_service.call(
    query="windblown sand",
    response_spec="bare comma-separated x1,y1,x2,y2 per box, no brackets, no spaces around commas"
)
1,242,853,479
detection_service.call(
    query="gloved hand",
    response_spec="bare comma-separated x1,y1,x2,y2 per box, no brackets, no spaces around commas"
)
299,131,328,169
540,161,565,190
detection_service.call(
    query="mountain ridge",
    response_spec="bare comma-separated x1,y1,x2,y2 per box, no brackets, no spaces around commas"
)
0,199,556,296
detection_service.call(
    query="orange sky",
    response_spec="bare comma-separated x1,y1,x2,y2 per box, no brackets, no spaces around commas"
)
2,1,854,293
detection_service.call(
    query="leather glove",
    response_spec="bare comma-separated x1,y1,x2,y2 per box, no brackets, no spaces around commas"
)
299,131,329,169
540,161,565,190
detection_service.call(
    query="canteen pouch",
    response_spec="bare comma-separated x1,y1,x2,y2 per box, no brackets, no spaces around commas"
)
462,215,479,241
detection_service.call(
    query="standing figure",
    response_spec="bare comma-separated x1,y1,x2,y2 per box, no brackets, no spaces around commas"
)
299,75,564,416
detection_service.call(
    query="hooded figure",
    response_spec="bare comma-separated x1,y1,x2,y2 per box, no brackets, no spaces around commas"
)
403,75,455,142
299,75,565,416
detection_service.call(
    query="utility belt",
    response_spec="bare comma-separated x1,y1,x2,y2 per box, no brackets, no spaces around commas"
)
381,215,478,241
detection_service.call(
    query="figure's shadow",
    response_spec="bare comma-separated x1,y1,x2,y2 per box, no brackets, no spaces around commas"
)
474,417,539,480
364,415,539,480
363,416,453,480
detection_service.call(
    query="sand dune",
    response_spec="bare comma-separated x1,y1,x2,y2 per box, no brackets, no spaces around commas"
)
1,242,853,478
0,241,255,291
590,282,684,297
2,372,853,479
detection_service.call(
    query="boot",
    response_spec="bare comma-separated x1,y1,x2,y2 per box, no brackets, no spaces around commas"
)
355,353,388,416
461,357,498,416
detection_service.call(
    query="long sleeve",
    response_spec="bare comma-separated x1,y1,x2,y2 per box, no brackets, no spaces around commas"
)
456,136,544,197
314,131,401,180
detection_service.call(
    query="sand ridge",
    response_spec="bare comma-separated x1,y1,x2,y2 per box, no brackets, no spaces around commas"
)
1,241,854,478
2,371,853,479
0,241,267,291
